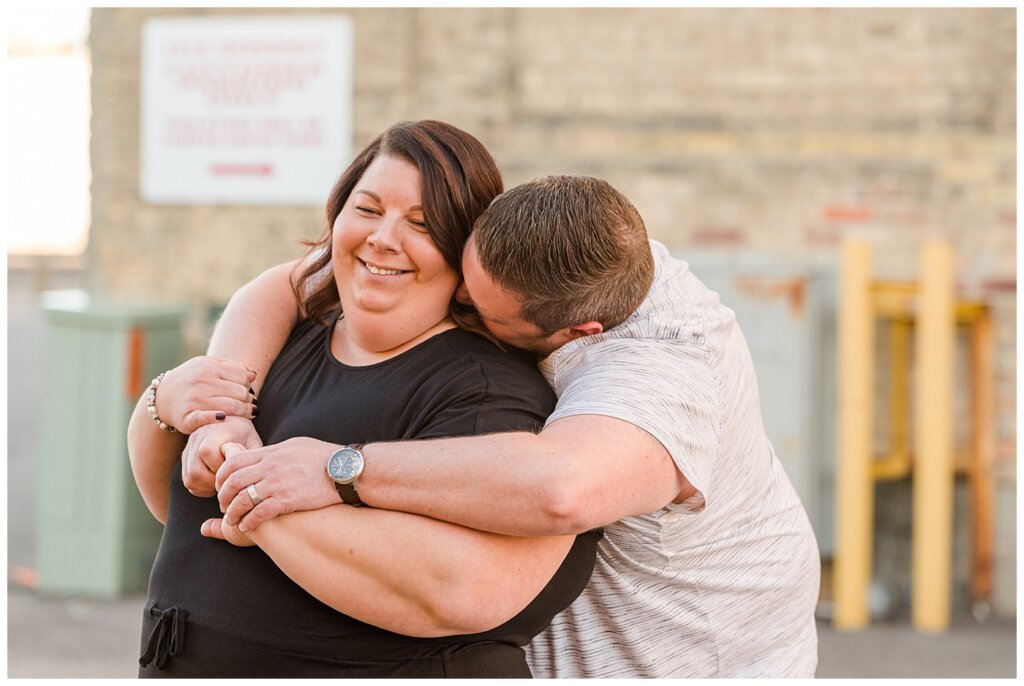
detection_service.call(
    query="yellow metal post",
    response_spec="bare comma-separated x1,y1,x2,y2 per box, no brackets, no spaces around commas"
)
834,241,875,630
912,240,955,632
889,318,910,468
969,308,994,612
872,314,912,481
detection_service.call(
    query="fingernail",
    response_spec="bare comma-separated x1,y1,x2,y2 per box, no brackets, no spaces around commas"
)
252,407,259,417
216,412,226,421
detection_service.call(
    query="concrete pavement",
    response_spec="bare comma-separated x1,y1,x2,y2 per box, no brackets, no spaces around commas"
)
6,583,1017,678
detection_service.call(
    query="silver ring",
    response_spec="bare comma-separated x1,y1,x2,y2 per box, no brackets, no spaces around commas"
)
246,483,263,506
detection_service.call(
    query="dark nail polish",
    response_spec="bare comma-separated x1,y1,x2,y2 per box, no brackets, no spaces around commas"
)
216,412,226,420
252,407,259,418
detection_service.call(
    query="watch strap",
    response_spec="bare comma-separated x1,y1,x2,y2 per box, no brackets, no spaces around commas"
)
335,443,365,507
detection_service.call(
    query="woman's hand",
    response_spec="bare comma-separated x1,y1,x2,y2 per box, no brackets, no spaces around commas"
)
200,516,256,547
181,417,263,497
215,437,344,532
154,356,258,434
200,446,256,546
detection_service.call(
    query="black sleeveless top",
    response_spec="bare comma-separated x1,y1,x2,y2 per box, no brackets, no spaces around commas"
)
140,318,600,678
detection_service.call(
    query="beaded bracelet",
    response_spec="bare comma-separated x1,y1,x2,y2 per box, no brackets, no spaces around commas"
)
146,372,179,433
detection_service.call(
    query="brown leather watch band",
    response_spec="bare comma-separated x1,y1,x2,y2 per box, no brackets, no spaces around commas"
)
335,443,365,507
337,484,361,506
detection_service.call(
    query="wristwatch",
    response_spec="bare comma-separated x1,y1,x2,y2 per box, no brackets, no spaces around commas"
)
327,444,366,506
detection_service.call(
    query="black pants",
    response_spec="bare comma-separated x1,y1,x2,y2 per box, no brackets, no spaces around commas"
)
138,605,531,679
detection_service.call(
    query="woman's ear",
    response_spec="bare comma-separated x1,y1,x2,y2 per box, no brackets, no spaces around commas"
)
455,281,473,306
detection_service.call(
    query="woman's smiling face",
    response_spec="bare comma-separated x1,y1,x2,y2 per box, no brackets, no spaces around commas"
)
332,154,459,329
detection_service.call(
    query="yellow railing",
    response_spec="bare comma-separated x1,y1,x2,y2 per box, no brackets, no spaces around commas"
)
834,240,994,633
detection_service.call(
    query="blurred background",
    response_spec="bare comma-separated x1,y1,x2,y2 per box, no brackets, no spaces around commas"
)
6,6,1016,678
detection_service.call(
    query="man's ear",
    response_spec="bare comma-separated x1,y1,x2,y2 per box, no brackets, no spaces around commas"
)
566,321,603,340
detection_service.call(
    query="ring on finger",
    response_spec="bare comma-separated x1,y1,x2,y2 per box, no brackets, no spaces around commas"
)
246,483,263,506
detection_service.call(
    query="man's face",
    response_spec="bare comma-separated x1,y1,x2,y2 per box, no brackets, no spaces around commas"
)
460,235,567,356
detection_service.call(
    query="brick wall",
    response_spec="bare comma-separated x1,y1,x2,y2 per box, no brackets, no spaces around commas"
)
90,4,1016,452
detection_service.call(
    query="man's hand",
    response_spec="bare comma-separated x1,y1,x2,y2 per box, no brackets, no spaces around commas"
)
156,356,258,434
182,417,263,497
215,436,343,532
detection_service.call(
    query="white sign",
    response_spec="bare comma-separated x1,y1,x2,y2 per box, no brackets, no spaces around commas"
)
140,16,352,205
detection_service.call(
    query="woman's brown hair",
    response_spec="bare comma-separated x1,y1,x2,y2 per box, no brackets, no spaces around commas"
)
293,120,503,337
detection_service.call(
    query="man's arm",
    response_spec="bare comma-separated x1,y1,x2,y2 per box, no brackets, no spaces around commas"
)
218,413,693,537
360,415,693,536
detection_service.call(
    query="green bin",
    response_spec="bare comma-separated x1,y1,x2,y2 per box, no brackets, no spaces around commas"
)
37,290,187,597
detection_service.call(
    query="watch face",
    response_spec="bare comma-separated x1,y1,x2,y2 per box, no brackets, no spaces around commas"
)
328,447,363,483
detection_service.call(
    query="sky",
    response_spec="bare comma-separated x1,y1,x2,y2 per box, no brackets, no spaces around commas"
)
7,7,92,255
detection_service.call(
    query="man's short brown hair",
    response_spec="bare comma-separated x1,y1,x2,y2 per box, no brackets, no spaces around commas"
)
472,175,655,333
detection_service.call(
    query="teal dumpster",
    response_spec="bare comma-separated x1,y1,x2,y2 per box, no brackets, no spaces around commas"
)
37,290,187,597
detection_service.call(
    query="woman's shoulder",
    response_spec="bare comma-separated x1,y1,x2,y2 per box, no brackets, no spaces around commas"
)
408,329,556,439
434,328,543,378
272,316,332,360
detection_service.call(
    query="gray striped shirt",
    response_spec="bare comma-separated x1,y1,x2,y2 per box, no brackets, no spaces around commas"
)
525,240,819,678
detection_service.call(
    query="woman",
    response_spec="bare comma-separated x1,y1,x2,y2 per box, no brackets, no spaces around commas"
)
126,120,599,677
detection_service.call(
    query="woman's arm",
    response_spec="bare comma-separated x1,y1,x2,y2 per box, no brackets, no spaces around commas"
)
127,370,260,521
206,260,302,396
177,261,303,494
127,261,302,518
127,393,187,523
204,496,579,638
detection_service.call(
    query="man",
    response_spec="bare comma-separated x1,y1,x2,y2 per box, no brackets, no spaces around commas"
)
182,175,819,677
